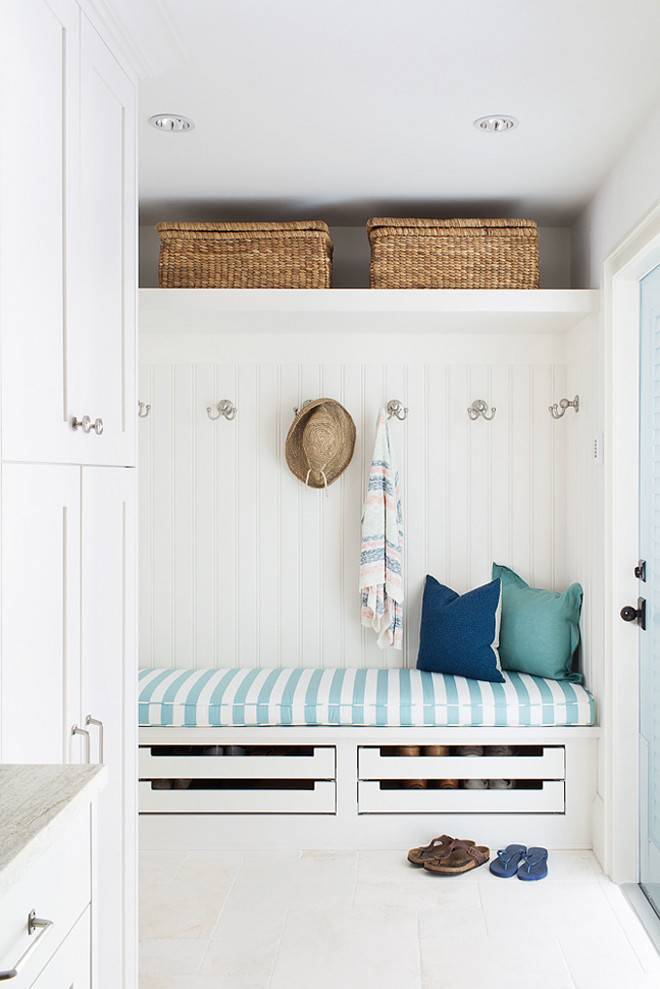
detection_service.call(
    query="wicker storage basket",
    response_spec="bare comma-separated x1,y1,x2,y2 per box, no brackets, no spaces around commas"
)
367,217,539,289
156,220,333,288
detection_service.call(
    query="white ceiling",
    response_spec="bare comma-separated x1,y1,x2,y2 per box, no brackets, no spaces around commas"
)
136,0,660,228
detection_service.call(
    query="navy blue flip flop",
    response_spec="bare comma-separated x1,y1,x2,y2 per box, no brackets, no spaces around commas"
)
489,844,527,877
517,846,548,881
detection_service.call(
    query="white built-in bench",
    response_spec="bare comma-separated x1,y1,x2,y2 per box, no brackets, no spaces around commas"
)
138,667,599,850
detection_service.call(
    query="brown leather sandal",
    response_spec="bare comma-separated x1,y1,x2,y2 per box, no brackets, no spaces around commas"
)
407,835,475,866
422,838,490,874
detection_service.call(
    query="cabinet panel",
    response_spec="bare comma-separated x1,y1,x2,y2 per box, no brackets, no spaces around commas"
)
0,5,136,468
0,464,80,764
0,810,90,989
81,467,137,989
73,17,136,468
0,0,80,464
30,906,91,989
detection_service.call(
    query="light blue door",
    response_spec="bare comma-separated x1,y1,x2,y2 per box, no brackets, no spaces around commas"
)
639,263,660,914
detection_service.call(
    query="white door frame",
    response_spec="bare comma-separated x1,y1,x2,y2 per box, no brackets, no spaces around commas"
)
604,199,660,883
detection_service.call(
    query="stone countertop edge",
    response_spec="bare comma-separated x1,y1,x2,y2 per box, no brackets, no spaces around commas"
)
0,764,108,897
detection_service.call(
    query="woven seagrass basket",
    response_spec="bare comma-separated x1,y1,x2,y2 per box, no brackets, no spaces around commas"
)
367,217,539,289
156,221,333,288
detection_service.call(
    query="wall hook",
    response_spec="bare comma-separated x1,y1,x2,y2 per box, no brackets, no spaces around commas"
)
207,400,237,421
138,401,151,418
386,399,408,421
549,395,579,419
293,399,313,416
468,399,496,421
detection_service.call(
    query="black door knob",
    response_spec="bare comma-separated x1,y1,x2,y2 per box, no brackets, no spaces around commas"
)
620,598,646,630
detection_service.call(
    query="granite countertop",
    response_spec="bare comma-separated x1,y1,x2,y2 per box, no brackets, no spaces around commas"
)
0,764,107,896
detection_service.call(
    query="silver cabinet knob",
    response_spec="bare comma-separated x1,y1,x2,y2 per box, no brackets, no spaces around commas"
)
71,415,103,435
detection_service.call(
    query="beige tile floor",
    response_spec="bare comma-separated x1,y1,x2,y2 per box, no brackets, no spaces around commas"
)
139,847,660,988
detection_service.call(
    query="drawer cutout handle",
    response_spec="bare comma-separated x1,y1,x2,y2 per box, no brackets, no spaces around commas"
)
0,910,53,981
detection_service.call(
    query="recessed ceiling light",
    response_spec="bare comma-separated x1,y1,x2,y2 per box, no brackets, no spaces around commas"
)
473,115,518,133
149,113,195,133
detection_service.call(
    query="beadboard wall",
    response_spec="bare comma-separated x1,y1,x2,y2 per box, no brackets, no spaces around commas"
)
138,292,600,691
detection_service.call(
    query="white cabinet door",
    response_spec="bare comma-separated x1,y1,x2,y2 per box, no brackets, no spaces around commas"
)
0,3,136,468
72,16,137,468
0,0,81,465
80,466,137,989
0,464,81,764
30,906,91,989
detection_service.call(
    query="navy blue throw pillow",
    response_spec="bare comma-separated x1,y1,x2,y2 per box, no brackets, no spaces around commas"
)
416,575,505,682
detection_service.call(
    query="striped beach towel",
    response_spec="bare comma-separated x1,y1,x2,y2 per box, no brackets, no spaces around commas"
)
360,409,404,649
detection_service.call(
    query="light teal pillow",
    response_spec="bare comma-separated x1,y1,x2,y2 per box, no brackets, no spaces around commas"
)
492,563,583,682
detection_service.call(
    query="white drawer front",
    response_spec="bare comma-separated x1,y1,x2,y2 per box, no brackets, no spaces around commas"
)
358,745,565,781
30,906,90,989
358,780,565,814
139,779,336,814
0,809,91,988
139,745,336,781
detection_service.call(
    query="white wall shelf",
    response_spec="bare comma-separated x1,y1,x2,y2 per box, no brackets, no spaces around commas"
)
140,288,599,334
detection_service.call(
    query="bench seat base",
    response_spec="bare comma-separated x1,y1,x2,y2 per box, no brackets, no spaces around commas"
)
139,724,599,851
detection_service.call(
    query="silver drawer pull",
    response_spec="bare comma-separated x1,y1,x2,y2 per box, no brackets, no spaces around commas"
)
72,724,91,763
85,715,104,762
0,910,53,981
92,417,103,435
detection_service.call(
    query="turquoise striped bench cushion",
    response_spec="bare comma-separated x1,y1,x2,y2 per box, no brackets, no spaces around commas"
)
138,668,595,728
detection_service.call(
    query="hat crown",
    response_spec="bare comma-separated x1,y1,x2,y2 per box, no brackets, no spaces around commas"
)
302,407,341,470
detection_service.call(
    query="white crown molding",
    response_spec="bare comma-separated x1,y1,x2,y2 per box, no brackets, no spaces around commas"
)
79,0,186,79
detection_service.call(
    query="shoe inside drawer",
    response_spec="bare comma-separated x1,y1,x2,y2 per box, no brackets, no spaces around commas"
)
139,779,336,814
358,780,565,814
358,745,565,782
139,744,336,781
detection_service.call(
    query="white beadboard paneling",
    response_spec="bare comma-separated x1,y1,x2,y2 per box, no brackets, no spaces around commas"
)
278,367,303,667
151,365,174,668
467,365,493,590
342,364,364,668
139,351,588,675
217,364,239,667
193,364,215,668
299,365,323,667
257,367,281,668
173,367,195,663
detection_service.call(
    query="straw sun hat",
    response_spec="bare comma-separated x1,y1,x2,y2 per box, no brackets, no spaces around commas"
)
285,399,356,491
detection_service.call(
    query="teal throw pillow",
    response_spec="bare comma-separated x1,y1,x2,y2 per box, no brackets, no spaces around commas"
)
492,563,583,682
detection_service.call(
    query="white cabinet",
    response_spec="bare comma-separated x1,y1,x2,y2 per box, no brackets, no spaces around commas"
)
0,797,91,988
31,908,91,989
0,2,136,467
0,464,81,765
80,467,137,988
0,0,138,984
0,464,137,988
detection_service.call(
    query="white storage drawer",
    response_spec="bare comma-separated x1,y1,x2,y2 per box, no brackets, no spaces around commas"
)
30,906,90,989
358,745,566,782
358,780,565,814
139,779,336,814
0,809,91,988
139,744,336,781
